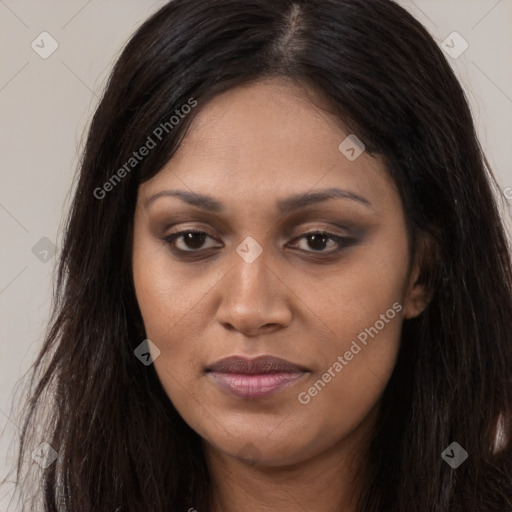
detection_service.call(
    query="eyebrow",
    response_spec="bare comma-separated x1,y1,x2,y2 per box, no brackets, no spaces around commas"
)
144,187,372,213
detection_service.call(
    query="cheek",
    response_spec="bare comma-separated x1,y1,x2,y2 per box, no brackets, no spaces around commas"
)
295,307,403,431
132,225,215,342
131,233,223,388
293,227,408,427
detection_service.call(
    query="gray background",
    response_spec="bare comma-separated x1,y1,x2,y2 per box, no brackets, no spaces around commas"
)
1,0,511,508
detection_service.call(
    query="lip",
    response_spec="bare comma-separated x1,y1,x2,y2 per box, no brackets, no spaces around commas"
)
206,355,309,399
206,355,308,374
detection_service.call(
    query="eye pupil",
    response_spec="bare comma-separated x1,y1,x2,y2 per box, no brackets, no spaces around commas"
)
184,231,207,249
307,233,328,251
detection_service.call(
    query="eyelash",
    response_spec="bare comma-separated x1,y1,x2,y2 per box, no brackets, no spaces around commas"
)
161,229,354,258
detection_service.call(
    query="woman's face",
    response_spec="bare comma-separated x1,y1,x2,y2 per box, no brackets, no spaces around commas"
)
132,78,428,467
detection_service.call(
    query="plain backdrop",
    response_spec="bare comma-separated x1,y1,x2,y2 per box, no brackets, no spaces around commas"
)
1,0,511,507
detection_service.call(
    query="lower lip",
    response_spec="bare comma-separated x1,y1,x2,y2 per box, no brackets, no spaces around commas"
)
208,371,307,399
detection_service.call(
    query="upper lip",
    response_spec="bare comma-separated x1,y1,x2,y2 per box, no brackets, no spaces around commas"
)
206,355,308,374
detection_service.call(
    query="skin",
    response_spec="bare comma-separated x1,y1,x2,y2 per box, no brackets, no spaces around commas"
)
132,77,430,512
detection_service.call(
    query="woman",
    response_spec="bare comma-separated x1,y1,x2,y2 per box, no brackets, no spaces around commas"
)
9,0,512,510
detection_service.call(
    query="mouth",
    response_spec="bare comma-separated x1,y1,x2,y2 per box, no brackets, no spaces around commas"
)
205,355,309,399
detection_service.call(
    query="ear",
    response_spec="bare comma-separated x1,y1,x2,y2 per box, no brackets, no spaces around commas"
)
402,232,438,319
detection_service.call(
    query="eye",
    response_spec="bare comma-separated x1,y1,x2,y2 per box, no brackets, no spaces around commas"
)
288,231,354,254
162,230,222,252
161,229,354,257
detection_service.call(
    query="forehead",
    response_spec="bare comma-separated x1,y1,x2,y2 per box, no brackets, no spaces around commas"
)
138,78,399,216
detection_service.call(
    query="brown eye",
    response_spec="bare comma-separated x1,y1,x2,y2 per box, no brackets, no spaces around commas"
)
289,231,354,254
163,230,221,252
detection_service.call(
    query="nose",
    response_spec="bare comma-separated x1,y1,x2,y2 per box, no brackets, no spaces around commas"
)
215,252,292,337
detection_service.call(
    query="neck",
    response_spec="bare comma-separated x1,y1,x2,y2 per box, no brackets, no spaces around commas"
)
204,412,375,512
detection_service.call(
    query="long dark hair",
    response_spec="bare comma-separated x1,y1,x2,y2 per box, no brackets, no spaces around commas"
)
6,0,512,510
